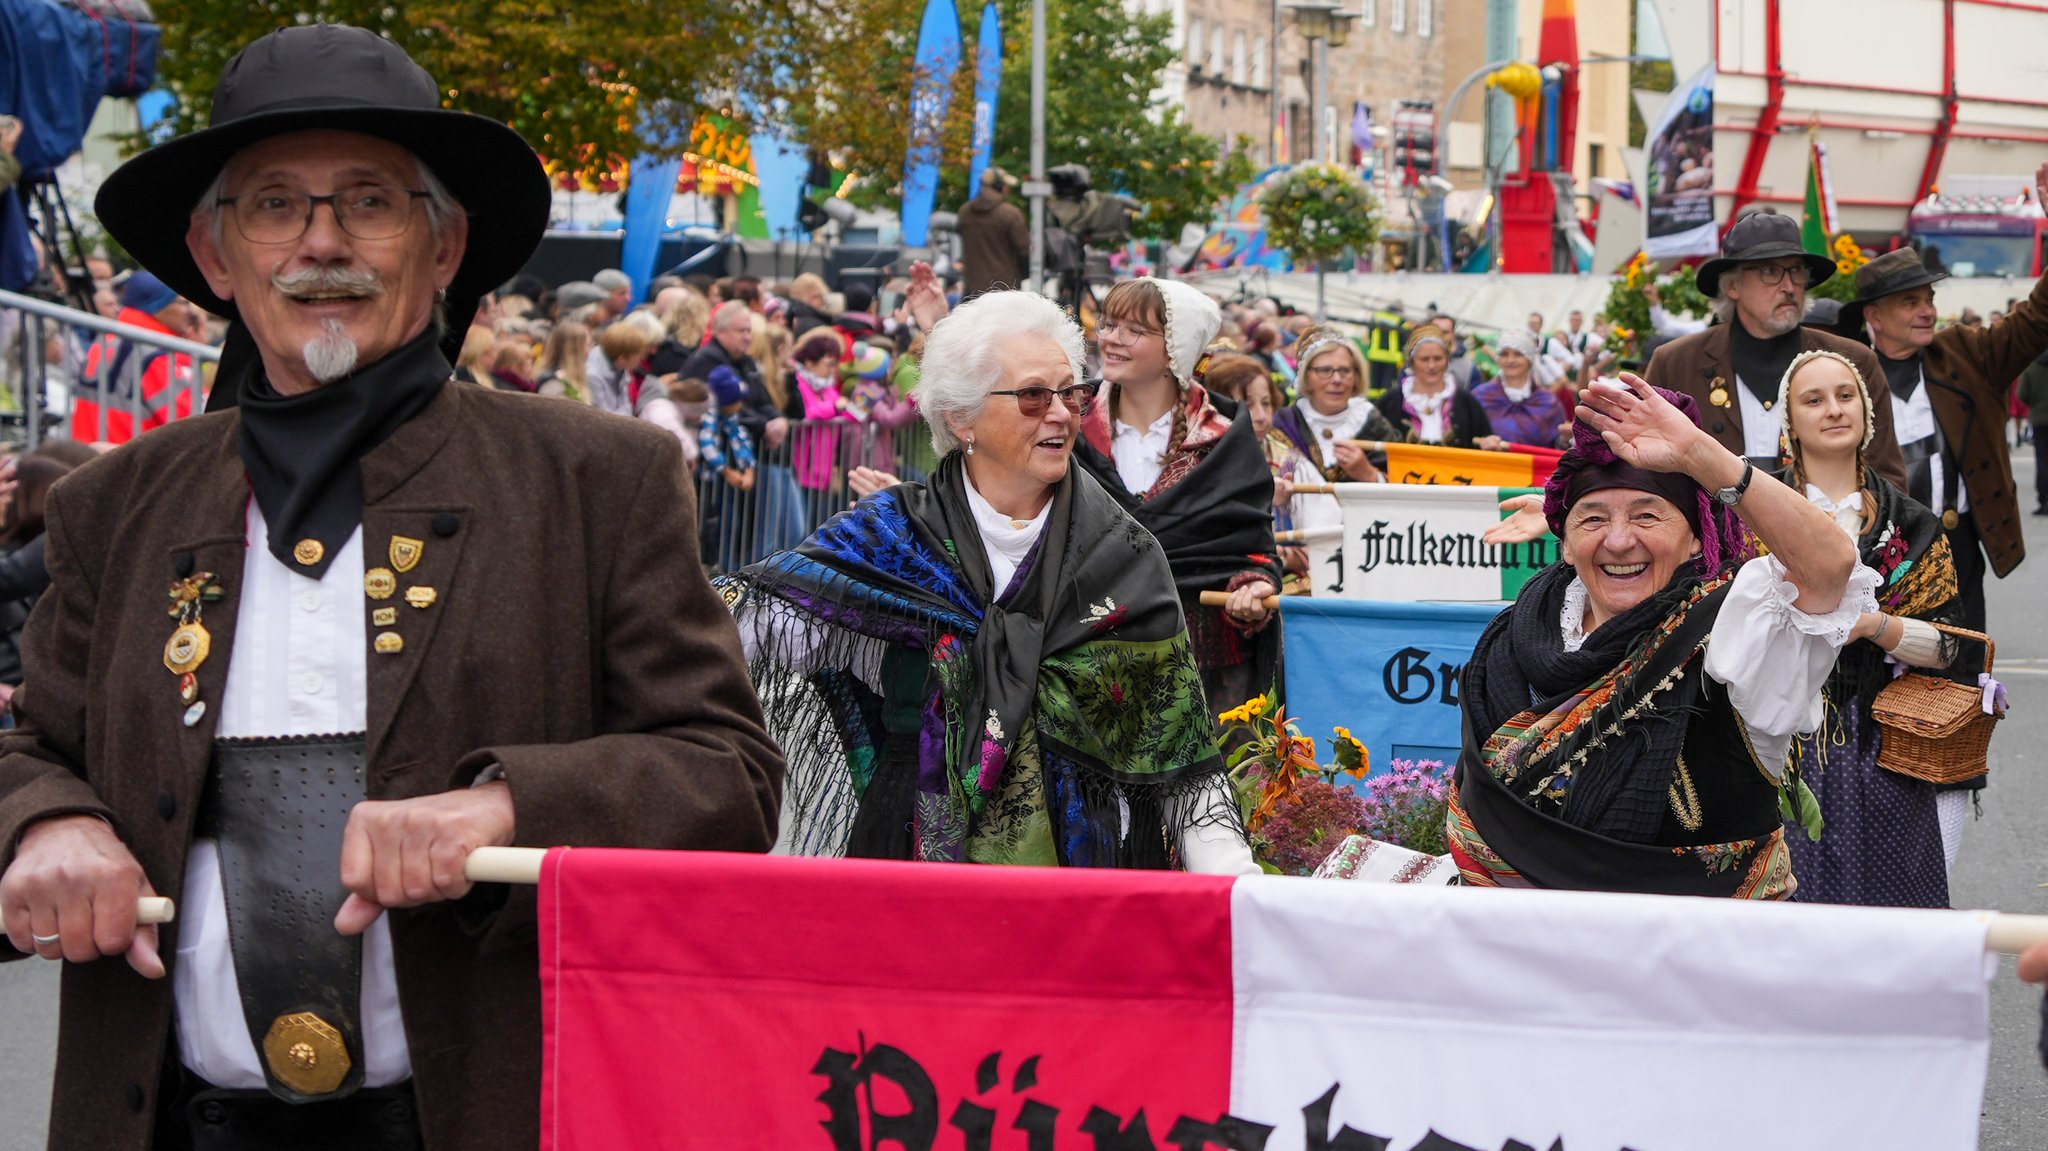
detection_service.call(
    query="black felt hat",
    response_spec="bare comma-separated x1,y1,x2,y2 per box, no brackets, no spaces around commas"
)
1694,211,1837,298
93,24,548,349
1837,247,1951,332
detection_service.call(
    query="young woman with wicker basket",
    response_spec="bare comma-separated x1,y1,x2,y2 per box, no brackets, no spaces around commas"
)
1774,349,1975,908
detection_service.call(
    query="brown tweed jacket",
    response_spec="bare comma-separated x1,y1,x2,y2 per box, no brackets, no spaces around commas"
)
1644,322,1910,492
0,383,784,1150
1913,271,2048,577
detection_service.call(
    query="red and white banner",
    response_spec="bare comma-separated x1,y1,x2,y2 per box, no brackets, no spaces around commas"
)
538,849,1992,1150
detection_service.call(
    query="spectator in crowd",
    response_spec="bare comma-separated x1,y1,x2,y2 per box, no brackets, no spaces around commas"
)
593,267,634,320
553,279,607,321
487,332,537,392
1429,313,1484,388
645,284,711,377
1474,327,1569,448
783,273,836,335
587,320,653,415
452,324,494,385
536,318,592,402
1545,309,1604,386
1376,324,1501,449
834,284,882,344
697,365,759,573
957,167,1030,300
682,303,805,558
74,272,202,444
724,290,1254,872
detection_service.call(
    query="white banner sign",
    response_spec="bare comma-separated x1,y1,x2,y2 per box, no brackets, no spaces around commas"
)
1304,483,1558,603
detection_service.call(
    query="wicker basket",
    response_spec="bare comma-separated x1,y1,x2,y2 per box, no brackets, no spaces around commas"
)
1871,624,2002,785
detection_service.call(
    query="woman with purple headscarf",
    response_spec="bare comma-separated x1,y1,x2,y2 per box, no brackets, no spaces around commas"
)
1448,374,1875,898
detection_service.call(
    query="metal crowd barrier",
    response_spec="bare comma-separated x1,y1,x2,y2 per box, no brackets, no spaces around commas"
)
695,418,935,574
0,288,218,448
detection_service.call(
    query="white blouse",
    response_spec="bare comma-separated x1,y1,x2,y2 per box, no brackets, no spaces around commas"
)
1401,377,1457,444
1559,554,1881,778
1295,397,1379,468
1111,407,1175,495
1805,484,1865,538
962,472,1051,596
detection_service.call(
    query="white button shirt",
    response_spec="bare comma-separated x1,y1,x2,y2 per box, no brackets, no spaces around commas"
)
1111,407,1175,495
173,500,411,1088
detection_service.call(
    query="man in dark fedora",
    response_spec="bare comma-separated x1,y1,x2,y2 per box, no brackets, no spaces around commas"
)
1836,162,2048,871
0,24,782,1151
1645,210,1908,488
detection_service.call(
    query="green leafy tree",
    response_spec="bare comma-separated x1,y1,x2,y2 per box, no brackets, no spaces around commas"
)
1257,163,1379,317
983,0,1254,242
750,0,1254,240
149,0,759,180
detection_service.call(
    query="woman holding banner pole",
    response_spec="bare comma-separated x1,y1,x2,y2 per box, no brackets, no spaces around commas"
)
1071,279,1283,718
1270,327,1399,483
1375,323,1504,451
720,291,1255,873
1449,375,1872,898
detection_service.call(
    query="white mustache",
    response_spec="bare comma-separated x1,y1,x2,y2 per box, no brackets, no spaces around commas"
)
272,266,383,299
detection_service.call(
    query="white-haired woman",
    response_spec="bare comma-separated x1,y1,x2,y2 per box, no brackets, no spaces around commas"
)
720,291,1255,873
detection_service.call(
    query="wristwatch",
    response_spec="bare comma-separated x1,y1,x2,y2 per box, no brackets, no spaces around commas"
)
1711,460,1754,507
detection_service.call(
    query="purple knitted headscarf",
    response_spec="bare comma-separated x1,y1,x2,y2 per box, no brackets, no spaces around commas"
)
1541,386,1748,577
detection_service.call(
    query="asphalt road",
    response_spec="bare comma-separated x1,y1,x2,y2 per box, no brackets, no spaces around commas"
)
1,454,2046,1149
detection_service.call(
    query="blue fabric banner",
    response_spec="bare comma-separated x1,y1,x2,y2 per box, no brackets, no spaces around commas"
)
901,0,962,247
1278,597,1503,772
621,151,684,306
966,1,1002,200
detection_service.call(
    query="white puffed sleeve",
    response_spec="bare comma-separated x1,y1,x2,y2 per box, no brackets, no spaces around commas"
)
1176,775,1263,876
1701,553,1881,778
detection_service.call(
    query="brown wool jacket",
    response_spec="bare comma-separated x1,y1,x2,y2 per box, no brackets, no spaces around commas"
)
0,383,784,1150
1644,323,1910,492
1910,271,2048,577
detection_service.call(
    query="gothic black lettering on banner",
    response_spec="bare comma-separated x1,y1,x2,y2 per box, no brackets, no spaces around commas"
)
811,1043,1639,1151
1350,521,1556,578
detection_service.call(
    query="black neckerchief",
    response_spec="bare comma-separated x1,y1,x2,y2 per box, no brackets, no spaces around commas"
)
1877,348,1925,402
236,327,451,578
1729,321,1804,407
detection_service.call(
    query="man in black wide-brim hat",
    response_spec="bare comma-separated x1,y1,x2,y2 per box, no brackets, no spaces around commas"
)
1835,161,2048,872
1645,209,1909,489
0,25,782,1151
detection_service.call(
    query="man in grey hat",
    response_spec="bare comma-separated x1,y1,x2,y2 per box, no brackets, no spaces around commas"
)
0,24,780,1151
957,165,1029,301
1645,210,1908,488
591,267,634,321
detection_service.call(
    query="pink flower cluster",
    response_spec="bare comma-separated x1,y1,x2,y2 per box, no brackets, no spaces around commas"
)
1355,758,1452,857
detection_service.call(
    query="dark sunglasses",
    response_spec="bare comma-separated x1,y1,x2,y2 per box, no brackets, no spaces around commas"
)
988,381,1100,417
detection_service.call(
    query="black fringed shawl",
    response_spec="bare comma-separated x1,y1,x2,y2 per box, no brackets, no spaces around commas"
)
718,452,1239,867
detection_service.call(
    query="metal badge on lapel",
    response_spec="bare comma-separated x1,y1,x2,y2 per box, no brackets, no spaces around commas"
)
165,571,223,723
374,632,404,654
403,586,437,609
1709,377,1731,409
364,568,396,600
372,607,397,627
389,536,425,574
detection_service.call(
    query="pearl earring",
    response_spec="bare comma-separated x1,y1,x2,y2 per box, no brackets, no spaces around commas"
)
964,438,975,456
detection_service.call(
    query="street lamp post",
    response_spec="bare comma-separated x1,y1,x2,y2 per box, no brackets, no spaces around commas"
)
1324,11,1358,166
1284,0,1337,163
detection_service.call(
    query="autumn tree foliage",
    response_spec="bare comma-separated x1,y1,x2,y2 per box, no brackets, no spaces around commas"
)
149,0,759,181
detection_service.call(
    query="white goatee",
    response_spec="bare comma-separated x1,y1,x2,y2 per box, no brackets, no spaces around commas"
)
302,319,359,383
